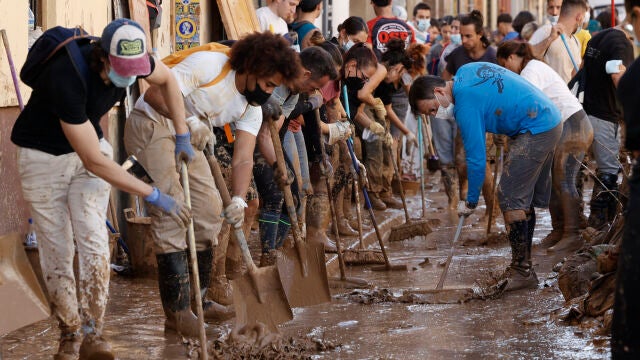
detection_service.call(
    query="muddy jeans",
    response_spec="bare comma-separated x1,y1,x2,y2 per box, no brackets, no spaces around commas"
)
283,129,311,199
17,139,113,336
124,110,222,254
588,114,620,175
498,124,563,212
363,137,394,196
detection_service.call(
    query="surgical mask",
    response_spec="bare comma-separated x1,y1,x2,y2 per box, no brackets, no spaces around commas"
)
548,15,559,24
435,93,454,119
417,18,431,32
243,80,272,106
584,11,590,24
450,33,462,44
436,34,443,42
343,77,366,91
108,68,136,88
343,39,355,51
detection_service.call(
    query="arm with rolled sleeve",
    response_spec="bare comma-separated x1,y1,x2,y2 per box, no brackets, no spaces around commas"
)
456,107,487,205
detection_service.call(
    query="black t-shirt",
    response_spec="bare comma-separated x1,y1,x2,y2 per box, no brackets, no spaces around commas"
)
619,57,640,150
583,28,634,123
374,80,397,106
445,45,497,76
368,16,415,54
11,43,154,155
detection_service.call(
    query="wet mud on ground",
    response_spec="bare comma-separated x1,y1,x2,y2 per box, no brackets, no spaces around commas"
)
0,183,610,359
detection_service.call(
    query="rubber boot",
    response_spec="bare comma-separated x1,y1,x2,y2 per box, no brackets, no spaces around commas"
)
548,195,585,254
368,192,387,210
503,220,538,292
156,251,202,338
208,227,233,306
54,332,81,360
79,333,114,360
275,213,291,249
539,192,563,248
441,166,459,210
259,211,280,254
259,249,277,267
343,182,359,230
334,188,358,236
588,172,617,230
194,248,235,322
602,173,619,224
306,194,337,252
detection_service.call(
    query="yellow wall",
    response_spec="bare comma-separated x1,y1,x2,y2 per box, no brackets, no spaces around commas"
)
0,0,31,107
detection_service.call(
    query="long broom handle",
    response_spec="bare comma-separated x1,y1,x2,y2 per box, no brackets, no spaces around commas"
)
559,33,579,73
1,29,24,110
486,145,503,235
315,109,348,280
436,215,465,290
179,162,208,360
387,146,410,222
417,115,427,218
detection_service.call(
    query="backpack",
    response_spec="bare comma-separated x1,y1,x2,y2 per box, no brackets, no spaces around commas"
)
162,42,237,142
20,26,97,89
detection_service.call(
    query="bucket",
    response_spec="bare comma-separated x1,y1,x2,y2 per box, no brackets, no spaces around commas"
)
0,233,50,335
124,208,157,279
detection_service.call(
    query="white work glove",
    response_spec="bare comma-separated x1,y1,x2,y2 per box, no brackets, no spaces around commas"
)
307,93,324,110
327,121,352,145
224,196,247,228
457,200,476,218
405,132,418,146
357,161,370,188
372,98,387,120
368,121,386,137
383,132,394,147
185,116,213,151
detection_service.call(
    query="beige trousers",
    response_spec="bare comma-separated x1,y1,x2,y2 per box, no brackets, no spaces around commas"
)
17,139,113,336
124,110,222,254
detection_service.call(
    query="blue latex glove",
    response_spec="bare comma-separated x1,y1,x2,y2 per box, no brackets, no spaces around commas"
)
145,187,190,227
175,132,196,169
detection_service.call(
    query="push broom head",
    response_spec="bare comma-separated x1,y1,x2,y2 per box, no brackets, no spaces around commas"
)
388,220,432,242
342,249,386,265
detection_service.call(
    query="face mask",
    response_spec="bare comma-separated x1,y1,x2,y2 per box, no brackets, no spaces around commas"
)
243,79,272,106
584,11,590,23
436,34,443,42
343,39,355,51
108,68,136,88
417,18,431,32
548,15,559,24
450,34,462,45
344,77,365,91
435,92,454,118
291,44,301,53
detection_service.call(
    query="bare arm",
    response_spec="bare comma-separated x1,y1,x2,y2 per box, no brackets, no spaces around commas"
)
256,115,285,165
61,120,153,197
353,104,374,128
231,129,257,198
611,65,627,88
385,103,410,135
530,24,563,59
143,61,188,135
357,63,387,106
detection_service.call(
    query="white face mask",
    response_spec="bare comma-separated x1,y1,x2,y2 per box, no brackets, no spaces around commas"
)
584,10,590,24
548,15,559,24
417,18,431,32
343,39,355,51
435,92,454,118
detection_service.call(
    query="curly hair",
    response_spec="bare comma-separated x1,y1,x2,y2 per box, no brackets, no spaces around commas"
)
229,32,302,82
405,43,429,76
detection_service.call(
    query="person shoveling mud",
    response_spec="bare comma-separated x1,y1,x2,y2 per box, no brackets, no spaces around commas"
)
410,62,562,292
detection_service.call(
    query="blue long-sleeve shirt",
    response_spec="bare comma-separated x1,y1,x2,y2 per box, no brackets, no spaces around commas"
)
452,62,561,204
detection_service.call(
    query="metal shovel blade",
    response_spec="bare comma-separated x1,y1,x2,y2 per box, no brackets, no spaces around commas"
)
276,240,331,308
231,265,293,333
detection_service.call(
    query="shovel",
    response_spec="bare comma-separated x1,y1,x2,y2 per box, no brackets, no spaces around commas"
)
179,162,208,359
204,147,292,333
267,118,331,308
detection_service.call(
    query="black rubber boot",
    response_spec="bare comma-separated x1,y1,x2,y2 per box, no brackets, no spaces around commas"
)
540,192,563,248
526,208,535,253
503,220,538,292
195,248,235,322
588,172,618,230
156,251,202,338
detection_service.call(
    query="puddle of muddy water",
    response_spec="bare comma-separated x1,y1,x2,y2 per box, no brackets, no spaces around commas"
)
0,182,608,359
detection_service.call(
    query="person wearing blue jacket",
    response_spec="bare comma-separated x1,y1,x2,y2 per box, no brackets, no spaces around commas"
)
409,62,562,291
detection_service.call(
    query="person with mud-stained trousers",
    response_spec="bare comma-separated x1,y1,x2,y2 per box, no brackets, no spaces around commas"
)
253,46,340,264
611,0,640,356
497,41,594,254
10,19,191,359
409,62,562,292
123,32,301,337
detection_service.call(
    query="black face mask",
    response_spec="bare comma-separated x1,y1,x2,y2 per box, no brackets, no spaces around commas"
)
343,77,366,92
244,79,272,106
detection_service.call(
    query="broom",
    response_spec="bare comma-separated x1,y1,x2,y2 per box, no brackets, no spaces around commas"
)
387,143,432,242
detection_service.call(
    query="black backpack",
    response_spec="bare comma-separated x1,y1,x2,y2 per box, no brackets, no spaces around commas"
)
20,26,97,89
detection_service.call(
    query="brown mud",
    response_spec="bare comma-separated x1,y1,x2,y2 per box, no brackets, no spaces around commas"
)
0,182,612,359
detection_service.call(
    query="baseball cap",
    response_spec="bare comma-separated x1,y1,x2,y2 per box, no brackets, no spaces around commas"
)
101,18,150,77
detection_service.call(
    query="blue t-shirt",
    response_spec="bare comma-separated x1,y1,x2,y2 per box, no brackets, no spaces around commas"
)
452,62,561,204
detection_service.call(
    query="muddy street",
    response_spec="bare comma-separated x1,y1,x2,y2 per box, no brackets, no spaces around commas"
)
0,187,610,359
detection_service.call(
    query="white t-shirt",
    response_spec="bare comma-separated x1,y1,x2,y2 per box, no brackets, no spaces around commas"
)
135,52,262,136
529,24,581,83
256,6,289,35
520,59,582,122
